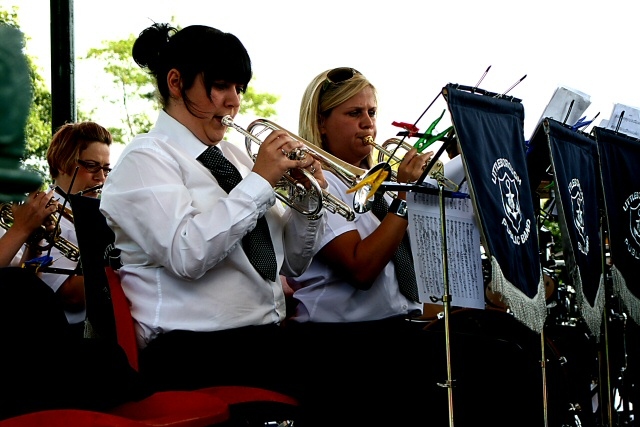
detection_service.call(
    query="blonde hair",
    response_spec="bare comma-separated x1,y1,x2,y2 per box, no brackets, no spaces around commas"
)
298,68,377,168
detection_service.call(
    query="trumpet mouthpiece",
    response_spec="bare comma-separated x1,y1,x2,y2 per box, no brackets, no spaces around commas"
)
362,136,374,146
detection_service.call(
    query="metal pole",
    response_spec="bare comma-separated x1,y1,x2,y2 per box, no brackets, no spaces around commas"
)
50,0,75,132
438,183,455,427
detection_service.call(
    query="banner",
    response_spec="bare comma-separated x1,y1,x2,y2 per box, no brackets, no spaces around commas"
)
530,119,604,337
594,127,640,324
444,84,546,332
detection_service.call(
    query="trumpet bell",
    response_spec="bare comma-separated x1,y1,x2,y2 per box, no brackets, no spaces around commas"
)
352,162,392,214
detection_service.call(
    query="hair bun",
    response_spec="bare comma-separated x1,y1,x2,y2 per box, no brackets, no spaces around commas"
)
132,22,176,72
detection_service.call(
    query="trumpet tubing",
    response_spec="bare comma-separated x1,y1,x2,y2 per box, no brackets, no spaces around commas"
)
0,202,80,262
363,136,410,166
364,136,448,185
222,115,359,221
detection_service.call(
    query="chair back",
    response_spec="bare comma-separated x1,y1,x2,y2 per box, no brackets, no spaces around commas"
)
105,266,139,370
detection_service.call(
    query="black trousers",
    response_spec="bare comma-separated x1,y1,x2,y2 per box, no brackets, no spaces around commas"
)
139,317,431,427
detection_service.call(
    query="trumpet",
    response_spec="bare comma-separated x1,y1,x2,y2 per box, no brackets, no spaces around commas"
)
0,201,80,262
364,137,458,191
222,116,367,221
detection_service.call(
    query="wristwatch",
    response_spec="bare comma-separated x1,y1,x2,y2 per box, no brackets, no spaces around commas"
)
389,198,408,219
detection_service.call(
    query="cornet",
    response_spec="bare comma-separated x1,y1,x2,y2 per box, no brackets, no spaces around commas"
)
0,201,80,262
222,116,367,221
364,137,459,191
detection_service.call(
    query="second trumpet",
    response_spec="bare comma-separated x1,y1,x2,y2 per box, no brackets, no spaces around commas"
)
221,115,357,221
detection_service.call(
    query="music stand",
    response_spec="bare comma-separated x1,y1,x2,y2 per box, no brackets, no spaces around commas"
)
68,193,119,342
594,126,640,424
396,83,548,426
528,118,605,425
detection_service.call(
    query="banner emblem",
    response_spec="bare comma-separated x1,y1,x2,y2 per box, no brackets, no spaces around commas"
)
569,179,589,255
492,158,531,245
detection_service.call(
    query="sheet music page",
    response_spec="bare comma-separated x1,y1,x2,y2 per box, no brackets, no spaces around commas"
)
532,85,591,138
605,103,640,139
407,156,484,309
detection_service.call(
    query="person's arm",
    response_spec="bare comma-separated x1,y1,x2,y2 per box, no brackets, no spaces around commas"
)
316,148,432,290
0,191,57,267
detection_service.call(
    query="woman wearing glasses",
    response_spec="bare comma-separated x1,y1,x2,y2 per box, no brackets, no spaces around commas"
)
43,121,112,337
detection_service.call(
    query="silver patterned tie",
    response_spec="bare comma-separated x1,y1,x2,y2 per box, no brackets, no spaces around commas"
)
371,193,420,302
198,146,277,282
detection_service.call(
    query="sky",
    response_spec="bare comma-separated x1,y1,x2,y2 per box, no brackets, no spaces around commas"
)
4,0,640,161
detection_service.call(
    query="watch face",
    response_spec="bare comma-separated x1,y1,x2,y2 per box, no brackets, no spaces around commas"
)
398,202,408,216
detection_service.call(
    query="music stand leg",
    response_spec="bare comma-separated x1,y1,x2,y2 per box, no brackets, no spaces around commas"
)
437,184,455,427
541,330,549,427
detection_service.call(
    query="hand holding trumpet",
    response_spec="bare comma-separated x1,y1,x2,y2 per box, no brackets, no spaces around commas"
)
226,117,327,190
395,147,434,185
10,190,58,239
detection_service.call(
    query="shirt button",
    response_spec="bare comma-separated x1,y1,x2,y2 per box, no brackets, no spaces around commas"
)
402,304,408,310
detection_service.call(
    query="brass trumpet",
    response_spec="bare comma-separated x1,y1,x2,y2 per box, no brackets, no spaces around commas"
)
364,137,458,191
0,201,80,262
222,116,367,221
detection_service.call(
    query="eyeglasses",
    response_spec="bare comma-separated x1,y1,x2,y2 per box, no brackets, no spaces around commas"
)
78,159,112,176
321,67,361,93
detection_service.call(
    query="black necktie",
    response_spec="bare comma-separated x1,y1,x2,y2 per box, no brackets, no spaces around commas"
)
198,146,277,282
371,193,420,302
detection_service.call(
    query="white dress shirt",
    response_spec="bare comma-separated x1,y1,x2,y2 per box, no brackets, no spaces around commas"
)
100,110,325,348
0,228,24,267
39,190,85,325
289,171,421,323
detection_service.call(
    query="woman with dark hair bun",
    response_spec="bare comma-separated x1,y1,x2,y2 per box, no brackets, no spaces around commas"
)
100,22,327,411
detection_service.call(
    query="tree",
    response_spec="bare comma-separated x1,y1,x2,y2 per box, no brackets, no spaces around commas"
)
0,6,52,180
84,32,280,145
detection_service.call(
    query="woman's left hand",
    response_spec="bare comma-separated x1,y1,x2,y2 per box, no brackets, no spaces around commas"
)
396,148,433,184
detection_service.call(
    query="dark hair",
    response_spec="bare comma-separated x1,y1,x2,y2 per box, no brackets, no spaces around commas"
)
132,23,252,115
46,121,112,179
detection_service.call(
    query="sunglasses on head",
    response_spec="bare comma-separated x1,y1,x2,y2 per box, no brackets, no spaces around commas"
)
321,67,361,93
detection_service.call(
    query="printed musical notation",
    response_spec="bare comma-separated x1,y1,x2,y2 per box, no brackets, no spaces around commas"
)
407,157,485,309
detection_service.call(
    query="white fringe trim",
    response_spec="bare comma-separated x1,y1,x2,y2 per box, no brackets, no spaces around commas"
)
611,266,640,326
490,256,547,333
572,269,605,341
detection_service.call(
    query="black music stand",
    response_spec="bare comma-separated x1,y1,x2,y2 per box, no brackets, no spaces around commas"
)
68,194,119,343
445,83,563,427
594,126,640,424
528,118,603,426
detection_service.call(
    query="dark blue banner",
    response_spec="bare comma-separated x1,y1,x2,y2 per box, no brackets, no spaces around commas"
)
539,119,604,336
444,84,546,332
594,127,640,324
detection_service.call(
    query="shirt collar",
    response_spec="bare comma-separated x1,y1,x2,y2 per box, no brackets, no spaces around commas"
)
154,110,225,160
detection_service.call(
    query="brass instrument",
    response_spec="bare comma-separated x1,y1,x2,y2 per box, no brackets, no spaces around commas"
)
222,116,369,221
364,137,458,191
0,201,80,262
75,184,103,197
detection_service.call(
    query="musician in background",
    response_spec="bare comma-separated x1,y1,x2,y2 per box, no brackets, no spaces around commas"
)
43,121,112,337
289,67,431,323
286,67,434,426
99,23,326,403
0,190,57,268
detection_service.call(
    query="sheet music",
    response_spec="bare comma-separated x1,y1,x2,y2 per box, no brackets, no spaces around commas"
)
605,103,640,139
407,156,484,309
533,85,591,138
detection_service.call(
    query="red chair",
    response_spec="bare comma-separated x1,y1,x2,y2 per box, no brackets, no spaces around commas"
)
105,266,300,426
71,195,296,427
0,401,229,427
0,409,148,427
